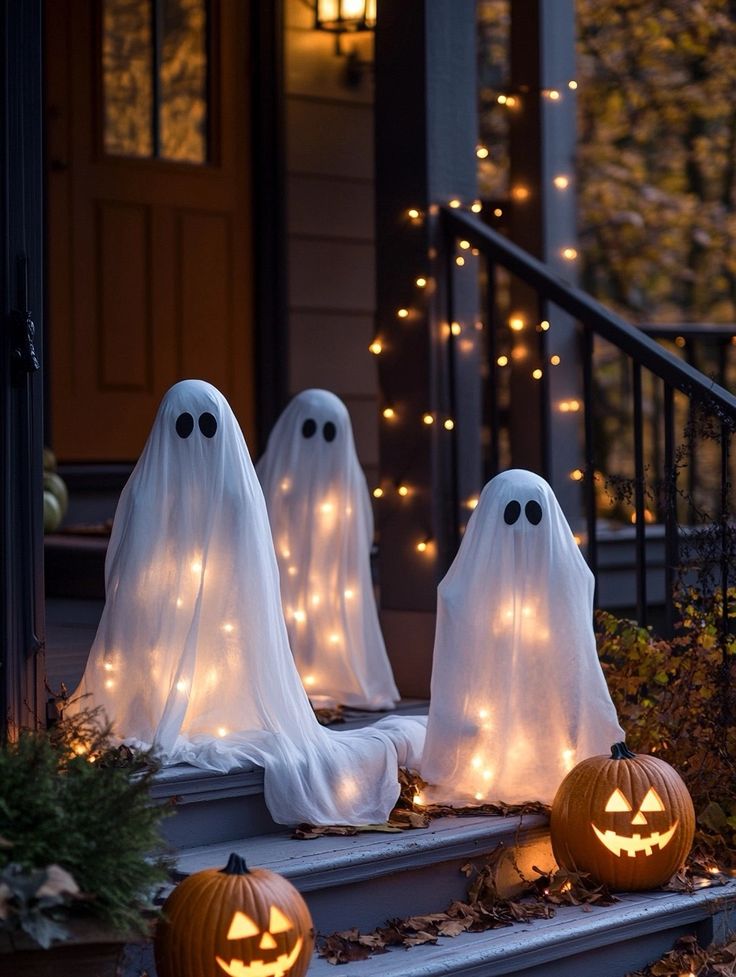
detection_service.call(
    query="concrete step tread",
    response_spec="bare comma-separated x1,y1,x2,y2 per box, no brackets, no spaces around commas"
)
174,814,548,891
305,881,736,977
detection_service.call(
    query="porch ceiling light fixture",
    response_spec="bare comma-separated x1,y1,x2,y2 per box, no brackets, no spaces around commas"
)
314,0,376,86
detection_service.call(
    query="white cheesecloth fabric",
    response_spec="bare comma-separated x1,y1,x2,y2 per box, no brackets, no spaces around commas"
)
256,389,399,710
70,380,425,825
420,469,624,806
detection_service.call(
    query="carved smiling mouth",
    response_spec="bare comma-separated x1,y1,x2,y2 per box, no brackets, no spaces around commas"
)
592,821,679,858
216,937,304,977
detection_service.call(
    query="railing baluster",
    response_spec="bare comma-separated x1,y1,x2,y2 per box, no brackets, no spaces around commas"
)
720,423,732,726
685,341,698,522
582,327,598,594
663,383,678,637
633,361,647,625
444,231,460,552
485,256,500,478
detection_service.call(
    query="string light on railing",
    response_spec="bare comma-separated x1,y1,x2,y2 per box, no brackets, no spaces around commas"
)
372,486,384,498
471,200,483,213
493,207,503,217
558,399,581,412
471,247,479,256
466,496,479,510
444,418,455,431
448,198,462,209
511,185,530,201
497,355,509,367
675,336,686,348
497,94,507,104
459,240,471,250
561,247,578,261
570,468,584,481
550,354,561,365
509,315,525,331
397,307,409,319
553,175,570,189
532,368,543,380
407,207,422,222
544,89,561,100
416,537,434,553
451,322,462,336
368,339,382,355
476,146,489,159
540,320,550,331
422,412,434,425
568,80,578,90
382,406,396,420
397,483,410,497
416,276,427,288
455,256,465,266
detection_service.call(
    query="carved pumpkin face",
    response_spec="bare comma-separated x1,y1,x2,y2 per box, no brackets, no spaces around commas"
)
215,906,304,977
550,743,695,891
155,854,314,977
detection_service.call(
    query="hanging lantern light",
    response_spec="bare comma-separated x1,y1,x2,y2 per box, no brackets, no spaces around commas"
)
315,0,376,33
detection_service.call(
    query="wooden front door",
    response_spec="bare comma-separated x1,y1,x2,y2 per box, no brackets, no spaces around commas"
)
46,0,254,461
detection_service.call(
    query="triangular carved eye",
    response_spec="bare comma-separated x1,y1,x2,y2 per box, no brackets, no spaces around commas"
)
604,787,632,812
227,911,260,940
638,787,665,812
269,906,293,934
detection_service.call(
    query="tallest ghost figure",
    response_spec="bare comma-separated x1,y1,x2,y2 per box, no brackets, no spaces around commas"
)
257,389,399,710
70,380,423,825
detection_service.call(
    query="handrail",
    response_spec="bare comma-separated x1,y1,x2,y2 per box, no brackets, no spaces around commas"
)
442,207,736,425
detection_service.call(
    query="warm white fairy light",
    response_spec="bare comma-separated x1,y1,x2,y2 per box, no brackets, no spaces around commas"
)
570,468,584,481
459,239,471,250
561,247,578,261
369,339,382,355
397,484,410,497
448,198,462,208
497,355,509,367
382,406,396,420
176,679,188,693
444,418,455,431
293,610,307,623
329,633,340,645
476,145,489,159
509,315,525,331
532,369,543,380
471,200,483,213
217,726,227,737
222,622,234,634
553,175,569,189
304,675,316,687
497,94,507,104
280,477,292,492
176,597,184,608
559,399,581,412
451,322,462,336
407,207,421,221
190,559,203,574
319,501,335,514
416,538,430,553
103,661,114,672
568,80,578,90
105,679,114,689
415,276,427,288
422,412,434,425
344,588,355,599
467,497,479,510
471,755,482,769
455,256,465,266
288,565,298,576
545,89,561,100
493,207,503,217
373,486,384,498
311,593,321,607
511,185,530,201
397,307,409,319
540,319,550,331
550,355,561,366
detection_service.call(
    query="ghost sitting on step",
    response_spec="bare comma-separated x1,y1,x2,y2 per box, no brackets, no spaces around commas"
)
257,389,399,710
420,469,624,806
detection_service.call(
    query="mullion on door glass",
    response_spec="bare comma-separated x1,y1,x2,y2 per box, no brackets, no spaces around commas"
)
102,0,154,158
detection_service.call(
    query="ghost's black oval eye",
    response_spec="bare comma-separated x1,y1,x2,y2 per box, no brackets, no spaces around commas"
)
525,500,543,525
323,421,337,443
503,500,521,525
175,412,194,439
302,418,317,439
198,412,217,438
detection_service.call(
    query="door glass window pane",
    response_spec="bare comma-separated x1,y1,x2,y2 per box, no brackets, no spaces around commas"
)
160,0,208,163
102,0,154,158
102,0,208,163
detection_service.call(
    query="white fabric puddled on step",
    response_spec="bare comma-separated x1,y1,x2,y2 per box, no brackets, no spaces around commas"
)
257,389,399,710
420,469,624,806
70,380,424,825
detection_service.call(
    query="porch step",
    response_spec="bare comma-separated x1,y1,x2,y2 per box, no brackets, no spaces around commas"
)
152,699,429,848
172,814,553,934
305,880,736,977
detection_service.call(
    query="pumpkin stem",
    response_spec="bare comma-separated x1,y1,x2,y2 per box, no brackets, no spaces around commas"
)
610,742,636,760
221,853,250,875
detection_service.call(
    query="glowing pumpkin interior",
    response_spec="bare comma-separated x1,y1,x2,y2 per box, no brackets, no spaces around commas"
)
592,785,677,858
215,906,304,977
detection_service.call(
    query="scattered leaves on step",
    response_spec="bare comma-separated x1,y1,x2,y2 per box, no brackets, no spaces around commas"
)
626,933,736,977
292,824,360,840
313,704,345,726
530,866,619,908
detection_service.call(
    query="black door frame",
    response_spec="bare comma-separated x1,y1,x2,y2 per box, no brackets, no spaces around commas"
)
1,0,46,737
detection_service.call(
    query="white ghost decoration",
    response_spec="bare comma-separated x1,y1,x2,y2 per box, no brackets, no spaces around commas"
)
70,380,424,825
257,389,399,710
420,469,624,806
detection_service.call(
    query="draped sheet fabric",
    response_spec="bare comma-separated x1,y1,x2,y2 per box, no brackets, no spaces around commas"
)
70,381,424,825
420,469,624,806
257,389,399,710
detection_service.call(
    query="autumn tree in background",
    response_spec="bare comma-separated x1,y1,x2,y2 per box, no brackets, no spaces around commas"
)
478,0,736,324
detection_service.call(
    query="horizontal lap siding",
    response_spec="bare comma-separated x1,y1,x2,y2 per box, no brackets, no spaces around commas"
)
284,0,377,481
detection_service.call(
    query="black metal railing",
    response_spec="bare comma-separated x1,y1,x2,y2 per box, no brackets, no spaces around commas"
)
440,206,736,637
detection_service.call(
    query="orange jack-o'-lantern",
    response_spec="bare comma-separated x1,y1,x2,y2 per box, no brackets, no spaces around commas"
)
155,853,314,977
550,743,695,891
